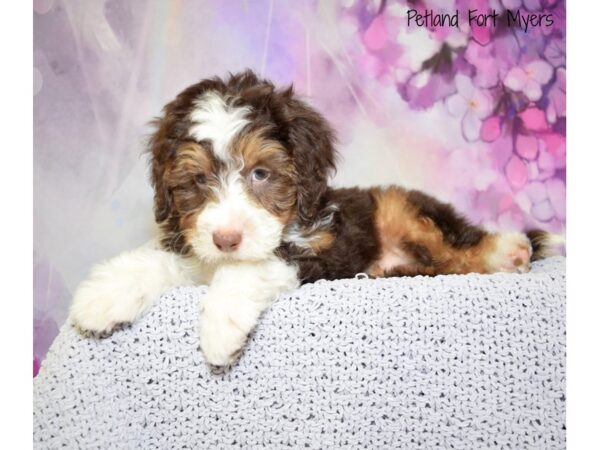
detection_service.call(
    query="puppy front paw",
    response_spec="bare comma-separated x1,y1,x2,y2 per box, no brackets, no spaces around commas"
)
487,232,532,273
70,278,149,334
199,300,257,366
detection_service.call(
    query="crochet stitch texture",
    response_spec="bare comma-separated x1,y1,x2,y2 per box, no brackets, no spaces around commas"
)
34,257,565,449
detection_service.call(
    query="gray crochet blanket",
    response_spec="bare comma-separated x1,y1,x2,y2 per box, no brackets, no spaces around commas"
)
34,257,565,449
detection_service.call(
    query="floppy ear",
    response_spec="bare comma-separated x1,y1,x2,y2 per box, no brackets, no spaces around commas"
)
148,113,176,223
281,87,338,223
148,77,227,223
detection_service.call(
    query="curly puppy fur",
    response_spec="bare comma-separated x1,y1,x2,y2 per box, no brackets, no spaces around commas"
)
70,70,560,366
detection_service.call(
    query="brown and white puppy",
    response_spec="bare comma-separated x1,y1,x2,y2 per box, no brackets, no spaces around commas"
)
70,70,560,366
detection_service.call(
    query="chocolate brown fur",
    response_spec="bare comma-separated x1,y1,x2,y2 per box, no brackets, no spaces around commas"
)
277,188,380,283
282,185,497,282
405,190,486,248
148,70,336,254
148,70,553,282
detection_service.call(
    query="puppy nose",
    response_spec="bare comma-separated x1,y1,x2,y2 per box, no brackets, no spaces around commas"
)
212,230,242,252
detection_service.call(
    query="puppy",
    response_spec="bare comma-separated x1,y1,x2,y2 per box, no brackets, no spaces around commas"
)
70,70,559,366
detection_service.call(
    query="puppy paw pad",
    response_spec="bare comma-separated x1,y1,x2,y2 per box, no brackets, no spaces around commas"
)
488,232,532,273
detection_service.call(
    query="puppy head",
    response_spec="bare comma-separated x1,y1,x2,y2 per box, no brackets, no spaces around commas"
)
149,70,337,262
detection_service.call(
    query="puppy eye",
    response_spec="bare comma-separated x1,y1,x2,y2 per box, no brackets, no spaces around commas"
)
251,168,270,184
195,173,207,184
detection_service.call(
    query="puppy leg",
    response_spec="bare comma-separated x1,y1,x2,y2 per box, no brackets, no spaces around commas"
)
375,233,535,276
371,187,545,276
70,245,202,333
200,258,298,366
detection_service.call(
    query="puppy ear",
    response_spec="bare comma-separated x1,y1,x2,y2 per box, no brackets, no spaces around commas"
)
148,114,176,223
281,87,337,223
148,76,228,224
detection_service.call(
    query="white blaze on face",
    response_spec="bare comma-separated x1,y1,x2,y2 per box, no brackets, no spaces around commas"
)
192,173,285,262
188,91,251,163
187,91,285,261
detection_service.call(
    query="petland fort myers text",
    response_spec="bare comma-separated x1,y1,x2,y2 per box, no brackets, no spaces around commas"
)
407,9,554,32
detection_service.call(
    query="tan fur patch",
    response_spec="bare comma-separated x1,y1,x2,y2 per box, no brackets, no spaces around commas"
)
237,128,289,169
234,128,297,224
162,142,218,253
168,142,214,185
307,231,335,252
369,186,496,276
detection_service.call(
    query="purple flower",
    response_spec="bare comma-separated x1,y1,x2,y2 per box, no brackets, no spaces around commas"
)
544,39,566,67
446,75,494,141
506,155,529,190
481,116,502,142
546,67,566,124
503,60,553,101
464,41,500,89
515,134,539,160
524,178,565,222
502,0,543,10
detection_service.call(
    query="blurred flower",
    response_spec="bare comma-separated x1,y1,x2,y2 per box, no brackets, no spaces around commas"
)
546,178,566,221
464,41,499,88
362,15,388,51
540,133,566,168
505,155,529,190
504,60,553,101
524,178,565,222
518,106,549,131
399,71,457,109
446,74,493,141
515,134,539,160
544,39,566,67
321,0,564,229
395,26,441,73
546,67,566,123
481,116,502,142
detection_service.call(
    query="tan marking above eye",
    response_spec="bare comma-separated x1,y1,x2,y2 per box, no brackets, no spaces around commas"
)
168,142,214,186
235,127,290,171
176,141,211,163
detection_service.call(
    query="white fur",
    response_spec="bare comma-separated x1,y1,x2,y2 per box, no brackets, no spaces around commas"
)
371,247,414,273
283,204,338,250
191,173,284,262
188,91,251,163
545,233,566,248
486,232,532,273
200,258,299,366
70,245,298,366
69,247,207,333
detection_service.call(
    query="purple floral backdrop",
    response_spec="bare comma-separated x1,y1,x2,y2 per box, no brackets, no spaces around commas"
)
34,0,565,376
